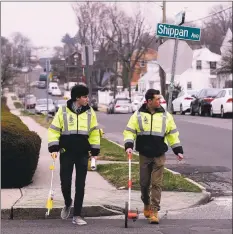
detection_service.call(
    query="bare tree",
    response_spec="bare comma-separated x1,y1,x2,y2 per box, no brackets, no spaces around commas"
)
102,5,156,99
219,39,233,74
11,32,32,67
53,46,64,59
1,37,18,87
61,33,76,57
200,4,232,54
72,2,107,48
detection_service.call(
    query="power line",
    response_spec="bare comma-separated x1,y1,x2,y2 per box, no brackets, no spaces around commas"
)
186,6,232,24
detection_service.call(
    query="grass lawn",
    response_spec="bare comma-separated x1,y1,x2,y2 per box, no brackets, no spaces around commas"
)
97,163,202,192
99,138,138,162
14,102,23,109
21,110,52,129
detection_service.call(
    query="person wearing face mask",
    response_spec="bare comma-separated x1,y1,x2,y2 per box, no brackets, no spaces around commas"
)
123,89,184,224
48,84,100,226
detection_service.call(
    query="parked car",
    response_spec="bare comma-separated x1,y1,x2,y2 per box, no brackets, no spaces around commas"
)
190,88,221,116
51,86,62,96
210,88,232,118
132,95,144,112
18,89,26,98
35,98,56,116
90,97,98,111
24,94,36,109
172,90,198,114
30,81,39,87
54,99,67,112
21,66,29,73
107,98,133,114
48,82,58,94
37,81,46,89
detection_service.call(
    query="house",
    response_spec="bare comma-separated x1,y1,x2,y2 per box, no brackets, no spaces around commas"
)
138,60,161,93
216,28,232,88
130,48,157,87
64,51,83,83
138,47,222,93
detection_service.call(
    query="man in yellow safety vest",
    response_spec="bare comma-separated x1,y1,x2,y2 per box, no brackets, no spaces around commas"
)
123,89,184,224
48,84,100,225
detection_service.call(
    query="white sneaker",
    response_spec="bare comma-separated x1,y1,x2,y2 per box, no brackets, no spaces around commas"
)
60,200,72,220
72,216,87,225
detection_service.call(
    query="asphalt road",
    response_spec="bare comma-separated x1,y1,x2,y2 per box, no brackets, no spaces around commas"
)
17,70,64,103
96,112,232,196
2,219,231,234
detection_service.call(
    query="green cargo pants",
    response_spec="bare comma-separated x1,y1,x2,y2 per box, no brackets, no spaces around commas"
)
139,154,166,211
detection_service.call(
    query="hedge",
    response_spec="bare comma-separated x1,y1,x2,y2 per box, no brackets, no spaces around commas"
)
1,97,42,188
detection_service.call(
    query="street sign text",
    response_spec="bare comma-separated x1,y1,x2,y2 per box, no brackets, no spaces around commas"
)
157,23,201,41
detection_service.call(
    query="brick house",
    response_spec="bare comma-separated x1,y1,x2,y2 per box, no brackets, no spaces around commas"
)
130,48,157,87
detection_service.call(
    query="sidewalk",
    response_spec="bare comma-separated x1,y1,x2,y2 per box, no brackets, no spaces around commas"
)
1,93,211,220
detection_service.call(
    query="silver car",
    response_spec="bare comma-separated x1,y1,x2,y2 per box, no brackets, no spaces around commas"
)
35,99,56,116
107,98,133,114
54,99,67,112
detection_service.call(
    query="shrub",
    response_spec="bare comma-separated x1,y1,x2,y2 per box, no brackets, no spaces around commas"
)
1,98,41,188
1,97,10,112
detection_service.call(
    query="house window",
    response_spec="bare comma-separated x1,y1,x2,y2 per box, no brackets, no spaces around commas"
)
210,62,216,69
140,60,146,67
210,61,217,75
196,60,202,70
187,82,192,89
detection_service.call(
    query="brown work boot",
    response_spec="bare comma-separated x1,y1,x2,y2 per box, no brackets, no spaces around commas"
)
149,210,159,224
143,205,151,218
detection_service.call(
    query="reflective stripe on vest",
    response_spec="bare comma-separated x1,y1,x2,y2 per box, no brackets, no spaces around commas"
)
136,111,167,137
62,106,69,132
61,106,92,135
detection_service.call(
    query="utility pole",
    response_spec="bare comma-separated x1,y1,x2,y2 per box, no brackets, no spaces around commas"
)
46,59,50,122
159,1,167,98
82,45,93,100
85,46,91,100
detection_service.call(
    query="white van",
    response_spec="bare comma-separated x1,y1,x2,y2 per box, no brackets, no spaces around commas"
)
24,94,36,109
48,82,58,94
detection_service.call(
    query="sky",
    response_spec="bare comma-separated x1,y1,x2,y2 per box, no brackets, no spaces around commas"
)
1,1,232,48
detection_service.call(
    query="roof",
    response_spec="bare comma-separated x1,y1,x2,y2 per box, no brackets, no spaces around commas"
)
193,47,221,62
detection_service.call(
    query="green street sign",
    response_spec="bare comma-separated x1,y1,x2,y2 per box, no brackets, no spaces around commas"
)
157,23,201,41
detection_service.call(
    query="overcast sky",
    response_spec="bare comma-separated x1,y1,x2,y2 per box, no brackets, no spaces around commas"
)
1,1,231,48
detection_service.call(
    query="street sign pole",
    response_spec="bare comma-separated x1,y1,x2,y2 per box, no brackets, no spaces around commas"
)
167,39,179,113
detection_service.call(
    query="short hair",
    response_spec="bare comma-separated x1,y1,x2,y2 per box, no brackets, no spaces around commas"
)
71,84,89,100
145,89,160,102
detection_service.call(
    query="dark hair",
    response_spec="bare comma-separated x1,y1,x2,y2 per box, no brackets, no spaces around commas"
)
71,84,89,100
145,89,160,102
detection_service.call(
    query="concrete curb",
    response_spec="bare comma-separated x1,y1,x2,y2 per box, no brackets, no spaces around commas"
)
3,205,123,220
